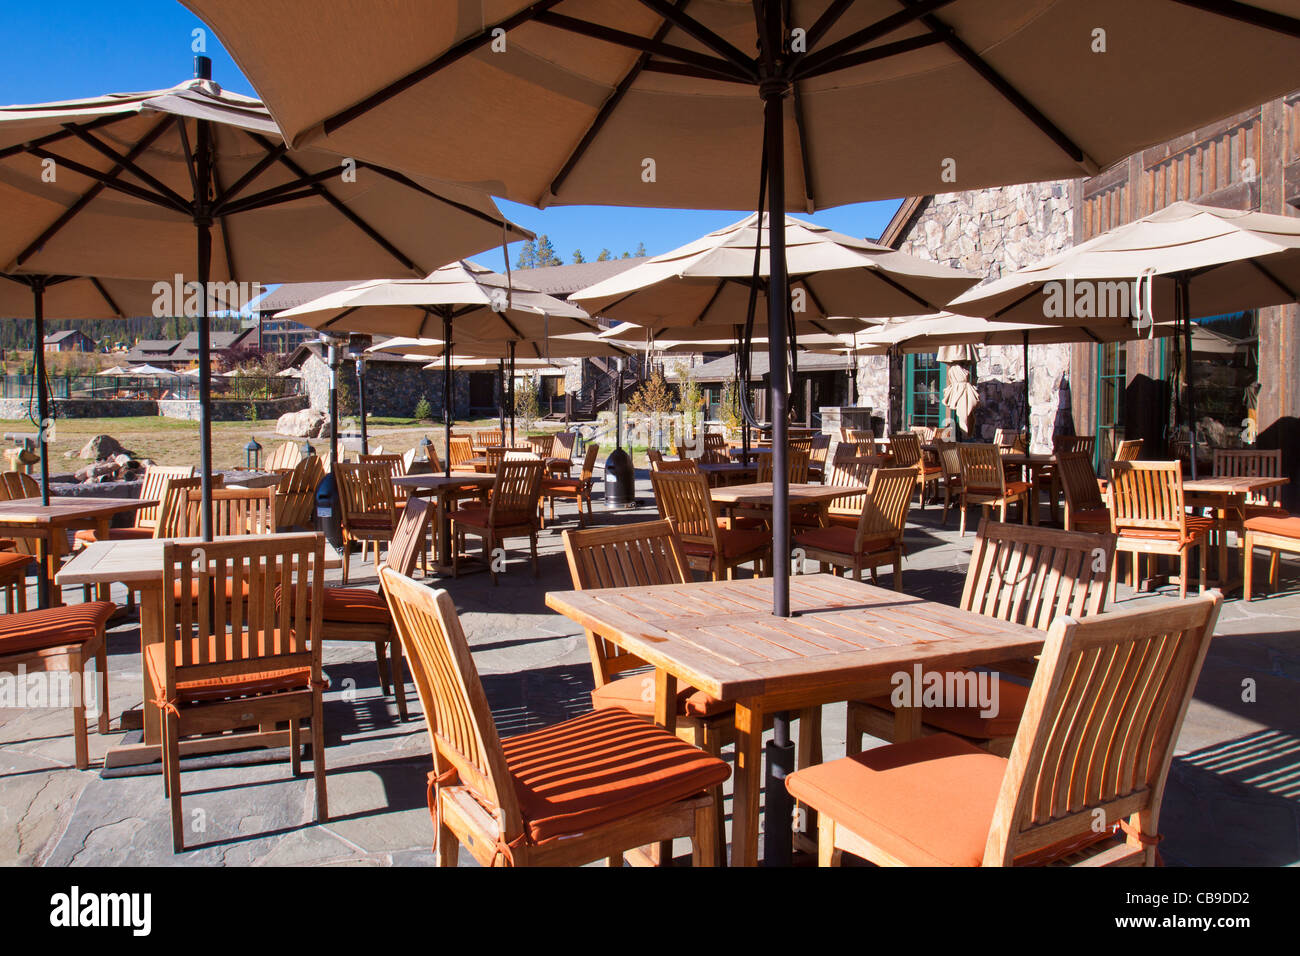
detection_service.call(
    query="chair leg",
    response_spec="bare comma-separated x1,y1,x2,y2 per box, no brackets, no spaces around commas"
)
166,711,184,852
290,718,302,776
1244,533,1254,600
70,649,89,771
375,641,392,695
959,498,968,536
436,814,459,867
96,639,109,735
817,814,842,867
844,702,864,757
390,636,409,722
530,531,539,577
1199,540,1207,595
311,690,329,822
1269,549,1280,591
1179,549,1188,600
692,799,719,868
341,541,350,586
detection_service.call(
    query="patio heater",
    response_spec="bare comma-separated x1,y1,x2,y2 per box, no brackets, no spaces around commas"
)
603,357,636,508
346,333,373,455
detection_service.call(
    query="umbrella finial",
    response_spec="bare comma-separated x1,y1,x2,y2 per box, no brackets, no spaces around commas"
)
194,55,212,81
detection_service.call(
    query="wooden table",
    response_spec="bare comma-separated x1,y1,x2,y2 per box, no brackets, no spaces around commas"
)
727,447,772,464
56,533,342,769
0,496,156,608
1000,452,1060,523
711,481,868,520
546,574,1043,866
1184,475,1290,589
392,473,496,570
698,462,756,486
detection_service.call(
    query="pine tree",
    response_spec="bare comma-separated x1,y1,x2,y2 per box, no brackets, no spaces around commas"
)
596,249,612,261
515,239,537,270
634,242,647,257
621,251,631,258
534,234,562,267
572,249,586,263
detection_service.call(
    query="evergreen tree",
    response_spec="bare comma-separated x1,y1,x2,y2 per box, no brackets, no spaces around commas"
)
572,249,586,263
534,234,562,267
515,239,537,270
634,241,647,257
596,249,612,261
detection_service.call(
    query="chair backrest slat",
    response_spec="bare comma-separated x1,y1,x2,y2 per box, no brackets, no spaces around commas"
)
489,460,545,524
136,466,195,527
650,470,719,554
1057,451,1105,525
183,487,277,537
959,443,1007,495
578,443,600,480
155,475,211,539
275,455,323,530
1052,435,1095,458
1108,461,1186,533
853,467,915,549
1213,449,1281,504
825,457,880,516
962,520,1116,632
758,449,809,484
336,461,398,531
383,496,433,577
1114,439,1144,462
382,568,523,839
889,432,922,469
448,436,475,468
983,593,1222,865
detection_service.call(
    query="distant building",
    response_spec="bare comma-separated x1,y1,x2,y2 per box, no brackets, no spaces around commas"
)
43,329,96,353
123,328,256,367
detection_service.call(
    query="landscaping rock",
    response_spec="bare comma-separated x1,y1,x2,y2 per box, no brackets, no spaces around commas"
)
276,408,328,438
74,461,118,482
79,434,129,461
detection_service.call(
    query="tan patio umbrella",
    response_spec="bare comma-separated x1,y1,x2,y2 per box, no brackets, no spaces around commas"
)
284,261,599,463
0,61,528,536
597,315,870,344
950,201,1300,473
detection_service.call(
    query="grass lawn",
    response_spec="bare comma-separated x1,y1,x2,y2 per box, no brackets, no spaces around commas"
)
0,415,567,471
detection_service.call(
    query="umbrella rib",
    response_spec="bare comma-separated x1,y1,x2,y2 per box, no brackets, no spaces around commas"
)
0,112,131,162
859,265,941,312
213,139,288,208
990,285,1044,319
797,274,830,320
632,0,758,75
245,133,420,274
1168,0,1300,38
63,124,191,211
321,0,568,137
790,82,815,211
535,11,752,81
797,33,945,82
89,277,125,317
174,116,202,203
14,114,178,268
690,279,728,328
545,0,687,205
795,0,957,77
358,163,527,235
639,59,752,84
215,164,355,216
804,0,858,51
1247,257,1299,300
211,163,238,281
23,146,188,213
898,0,1095,172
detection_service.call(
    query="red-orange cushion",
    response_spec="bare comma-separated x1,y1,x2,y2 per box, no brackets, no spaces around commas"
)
451,504,534,530
0,539,15,551
1243,503,1289,521
681,527,770,561
795,525,895,557
74,526,155,545
144,639,311,706
1118,514,1213,543
786,733,1110,866
1244,514,1300,539
541,479,583,494
0,601,115,656
860,670,1031,739
275,584,390,625
173,577,251,603
0,551,32,580
499,707,731,844
590,673,733,720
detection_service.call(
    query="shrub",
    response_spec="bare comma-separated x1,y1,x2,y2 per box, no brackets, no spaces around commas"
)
413,395,433,420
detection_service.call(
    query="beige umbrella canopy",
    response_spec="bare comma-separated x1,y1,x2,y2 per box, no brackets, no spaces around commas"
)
598,316,869,344
0,273,160,319
0,63,528,538
367,331,633,362
277,260,598,339
849,312,1179,353
942,364,979,434
573,213,977,327
184,2,1300,211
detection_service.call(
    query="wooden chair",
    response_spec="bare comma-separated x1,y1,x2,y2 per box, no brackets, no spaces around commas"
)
183,487,278,538
548,432,577,477
0,594,115,769
0,551,30,613
525,434,555,459
844,428,874,443
846,521,1117,758
1115,438,1143,461
335,462,398,584
156,534,327,852
702,433,728,463
383,565,726,867
1058,451,1110,532
889,432,941,509
1035,435,1096,521
757,449,810,483
485,445,531,472
473,429,504,454
451,459,545,584
275,455,323,531
794,466,914,589
993,428,1026,452
1108,461,1210,601
448,436,476,472
1202,451,1287,562
646,448,664,469
958,443,1034,535
650,469,770,580
654,459,698,474
934,440,963,527
1243,514,1300,600
821,456,881,529
300,496,433,722
421,439,444,472
75,465,194,548
0,473,61,565
792,591,1223,867
808,434,831,481
264,440,304,473
541,443,600,528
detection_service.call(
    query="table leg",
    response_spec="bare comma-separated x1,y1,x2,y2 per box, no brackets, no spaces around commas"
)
731,698,765,868
36,531,57,609
437,491,452,569
139,587,164,745
94,519,112,602
893,703,923,742
653,669,677,866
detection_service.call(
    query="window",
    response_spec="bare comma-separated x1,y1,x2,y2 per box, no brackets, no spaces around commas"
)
904,353,946,429
1095,341,1126,464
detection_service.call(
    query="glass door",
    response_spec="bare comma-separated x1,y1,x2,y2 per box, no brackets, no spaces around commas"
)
904,353,947,429
1095,342,1126,466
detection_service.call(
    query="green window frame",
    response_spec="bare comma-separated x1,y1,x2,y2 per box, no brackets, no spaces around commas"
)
904,353,947,429
1094,341,1127,467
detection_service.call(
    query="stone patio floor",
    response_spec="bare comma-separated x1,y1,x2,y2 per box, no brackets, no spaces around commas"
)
2,474,1297,866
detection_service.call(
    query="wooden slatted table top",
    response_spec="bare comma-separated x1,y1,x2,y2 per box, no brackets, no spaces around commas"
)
1183,475,1290,494
709,482,868,506
0,496,156,526
56,533,343,587
1000,452,1055,466
392,473,495,491
546,574,1043,701
698,462,757,475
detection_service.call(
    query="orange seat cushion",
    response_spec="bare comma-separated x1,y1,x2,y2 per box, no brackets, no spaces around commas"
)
452,504,534,531
1243,503,1288,521
786,733,1111,866
1118,514,1214,543
0,539,15,551
681,527,769,561
1244,514,1300,539
74,526,154,545
590,673,733,720
0,601,115,656
967,480,1031,499
173,577,252,603
346,515,394,532
0,551,32,580
144,633,311,706
541,479,583,494
499,707,731,844
860,670,1031,739
795,525,895,557
275,585,390,625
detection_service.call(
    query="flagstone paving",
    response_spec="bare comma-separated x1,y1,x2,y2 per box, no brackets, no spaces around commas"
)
2,475,1296,866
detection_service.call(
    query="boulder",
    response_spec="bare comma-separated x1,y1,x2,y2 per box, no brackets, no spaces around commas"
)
276,408,328,438
79,434,129,461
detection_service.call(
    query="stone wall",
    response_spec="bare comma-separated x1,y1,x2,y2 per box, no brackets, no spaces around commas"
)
300,354,473,419
875,181,1077,451
155,394,307,422
0,398,157,419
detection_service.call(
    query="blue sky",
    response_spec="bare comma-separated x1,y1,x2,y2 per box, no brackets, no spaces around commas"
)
1,1,904,274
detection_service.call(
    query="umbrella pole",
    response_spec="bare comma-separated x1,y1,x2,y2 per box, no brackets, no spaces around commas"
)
508,341,516,445
356,355,368,455
194,75,215,543
442,313,452,479
1022,332,1031,447
31,280,50,508
1179,276,1198,479
498,359,507,439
